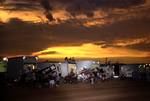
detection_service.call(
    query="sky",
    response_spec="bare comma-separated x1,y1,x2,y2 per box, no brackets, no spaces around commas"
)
0,0,150,62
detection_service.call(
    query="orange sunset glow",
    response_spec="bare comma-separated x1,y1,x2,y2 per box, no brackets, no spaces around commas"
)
32,43,149,59
2,1,150,101
0,0,150,63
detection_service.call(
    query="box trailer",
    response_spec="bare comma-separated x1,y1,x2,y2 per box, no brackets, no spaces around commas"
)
7,56,38,80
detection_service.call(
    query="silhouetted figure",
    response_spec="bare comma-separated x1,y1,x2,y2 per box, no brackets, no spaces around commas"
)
48,75,55,88
89,73,95,84
114,63,120,76
64,57,68,62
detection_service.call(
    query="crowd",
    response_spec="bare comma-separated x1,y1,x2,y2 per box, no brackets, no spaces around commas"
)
18,66,62,88
78,67,113,84
3,64,150,88
13,66,113,88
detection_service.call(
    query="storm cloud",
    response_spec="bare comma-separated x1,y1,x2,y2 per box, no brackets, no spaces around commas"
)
0,0,150,56
0,15,150,56
0,0,147,18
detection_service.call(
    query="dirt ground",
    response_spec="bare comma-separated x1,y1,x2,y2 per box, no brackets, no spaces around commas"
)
4,80,150,101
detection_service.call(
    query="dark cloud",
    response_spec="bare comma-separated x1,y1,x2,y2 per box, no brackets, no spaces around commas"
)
0,0,149,56
41,0,54,21
53,0,145,18
63,0,146,17
36,51,59,55
99,40,150,52
1,2,40,11
104,41,150,51
0,15,150,56
1,0,146,18
126,41,150,51
41,0,52,11
0,18,54,55
0,0,54,21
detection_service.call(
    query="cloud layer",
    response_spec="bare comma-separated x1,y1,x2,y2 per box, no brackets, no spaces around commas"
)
0,16,150,56
0,0,150,57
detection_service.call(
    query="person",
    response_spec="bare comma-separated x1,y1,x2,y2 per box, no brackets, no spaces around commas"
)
69,69,76,84
55,73,60,87
89,73,95,85
101,71,106,81
48,75,55,88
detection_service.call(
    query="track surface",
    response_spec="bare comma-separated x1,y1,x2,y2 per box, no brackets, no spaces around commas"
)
5,80,150,101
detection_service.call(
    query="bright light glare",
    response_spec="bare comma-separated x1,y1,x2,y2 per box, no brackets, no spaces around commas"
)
3,57,8,61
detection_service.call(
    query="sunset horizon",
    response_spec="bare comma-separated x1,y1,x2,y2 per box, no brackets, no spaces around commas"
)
1,1,150,100
0,0,150,63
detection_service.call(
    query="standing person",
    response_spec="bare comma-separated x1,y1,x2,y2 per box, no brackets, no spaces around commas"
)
69,69,75,84
48,74,55,88
90,73,95,85
93,69,98,83
56,73,60,87
102,71,106,81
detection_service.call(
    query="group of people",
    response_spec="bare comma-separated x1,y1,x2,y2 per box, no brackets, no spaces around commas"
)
10,63,114,88
78,67,111,84
18,66,62,88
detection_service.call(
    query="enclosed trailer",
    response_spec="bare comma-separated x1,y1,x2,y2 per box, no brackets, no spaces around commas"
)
38,61,77,77
7,56,38,80
37,61,61,76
